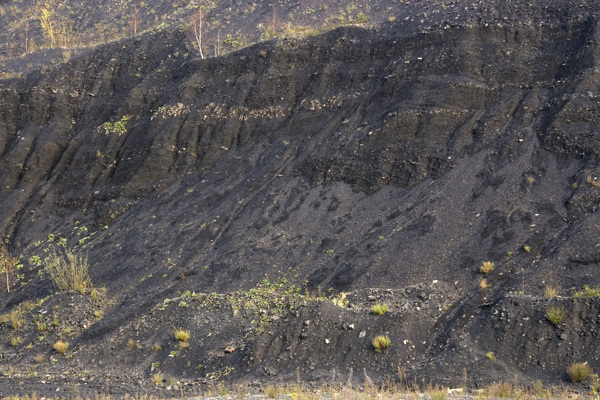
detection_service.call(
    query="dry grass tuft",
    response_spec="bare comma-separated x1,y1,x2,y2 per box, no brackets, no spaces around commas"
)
489,382,513,397
44,248,91,292
372,335,391,352
543,286,557,299
567,362,592,383
546,306,564,326
174,328,190,342
480,261,495,274
151,372,163,385
53,340,69,354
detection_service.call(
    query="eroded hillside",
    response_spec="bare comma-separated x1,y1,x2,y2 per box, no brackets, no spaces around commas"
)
1,0,600,396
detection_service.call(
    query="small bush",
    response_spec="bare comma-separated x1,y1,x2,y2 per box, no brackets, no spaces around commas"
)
486,351,496,361
573,285,600,298
174,329,190,342
523,245,531,253
44,248,91,292
479,279,489,290
152,343,162,352
567,362,592,383
480,261,495,274
53,340,69,354
372,335,391,352
546,306,564,326
371,304,389,316
33,354,44,363
10,336,22,346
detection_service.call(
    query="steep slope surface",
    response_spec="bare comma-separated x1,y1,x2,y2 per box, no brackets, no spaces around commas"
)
1,0,600,394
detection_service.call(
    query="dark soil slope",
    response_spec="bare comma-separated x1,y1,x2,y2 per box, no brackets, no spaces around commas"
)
1,0,600,395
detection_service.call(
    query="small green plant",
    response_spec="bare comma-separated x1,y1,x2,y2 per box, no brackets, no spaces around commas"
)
479,279,489,290
10,336,22,346
546,306,564,326
480,261,495,274
372,335,391,352
371,304,389,316
573,285,600,298
43,248,91,292
53,340,69,354
174,329,190,342
567,362,592,383
354,11,369,24
35,320,47,332
93,310,104,319
523,245,531,253
486,351,496,361
101,115,130,136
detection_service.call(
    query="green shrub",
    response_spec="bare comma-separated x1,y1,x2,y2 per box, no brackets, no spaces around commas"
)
371,304,389,316
567,362,592,383
372,335,391,352
486,351,496,361
43,248,91,292
573,285,600,298
546,306,564,326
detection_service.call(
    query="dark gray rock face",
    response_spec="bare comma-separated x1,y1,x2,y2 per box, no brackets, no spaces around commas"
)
1,0,600,394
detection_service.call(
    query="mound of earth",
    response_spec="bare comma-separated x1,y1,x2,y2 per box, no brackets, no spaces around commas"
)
1,0,600,396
